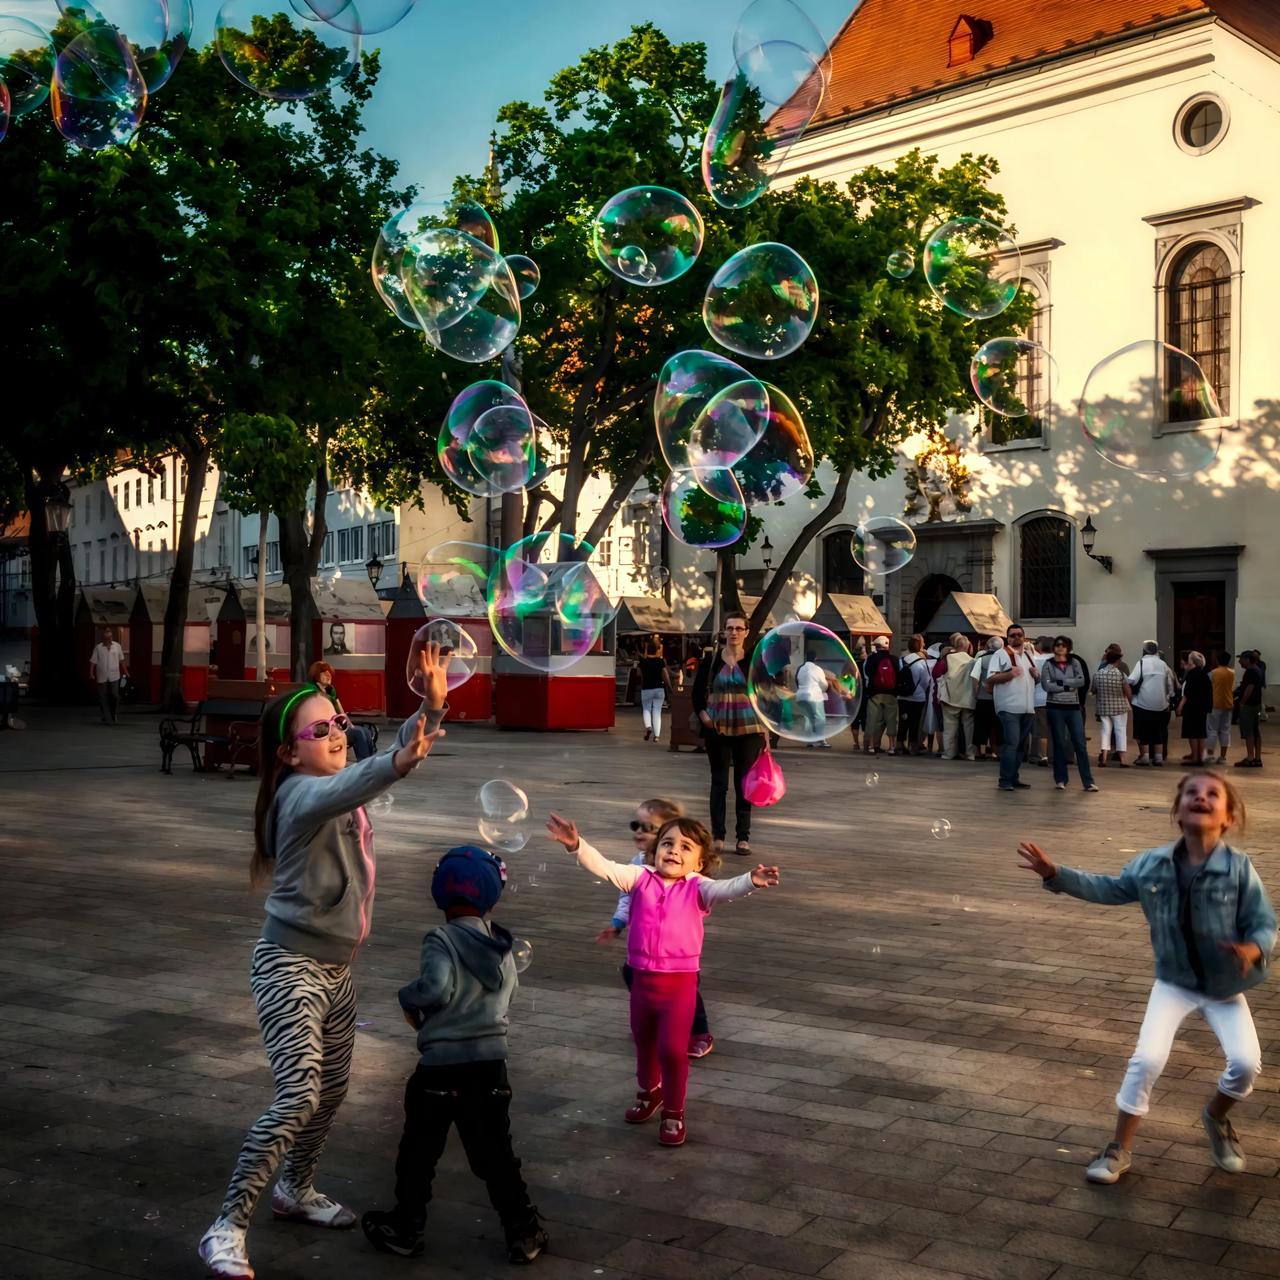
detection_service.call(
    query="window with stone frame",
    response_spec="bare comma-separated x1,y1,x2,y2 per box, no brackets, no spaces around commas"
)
986,280,1046,446
1165,242,1231,418
1018,515,1072,621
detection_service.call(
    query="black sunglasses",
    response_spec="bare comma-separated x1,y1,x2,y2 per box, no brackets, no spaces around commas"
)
629,820,657,833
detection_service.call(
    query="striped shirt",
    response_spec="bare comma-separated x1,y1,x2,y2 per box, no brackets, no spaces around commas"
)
1094,664,1130,717
709,661,761,737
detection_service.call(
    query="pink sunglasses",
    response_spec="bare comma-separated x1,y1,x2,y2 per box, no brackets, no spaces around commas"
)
293,713,352,742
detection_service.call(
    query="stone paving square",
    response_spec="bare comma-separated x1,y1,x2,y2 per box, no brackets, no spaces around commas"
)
1,708,1278,1280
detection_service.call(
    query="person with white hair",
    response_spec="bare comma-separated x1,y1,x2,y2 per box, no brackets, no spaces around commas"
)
1129,641,1178,766
938,634,976,761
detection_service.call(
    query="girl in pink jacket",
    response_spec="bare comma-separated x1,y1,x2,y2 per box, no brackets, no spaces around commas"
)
547,811,780,1146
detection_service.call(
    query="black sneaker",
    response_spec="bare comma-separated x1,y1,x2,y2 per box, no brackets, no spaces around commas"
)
505,1218,549,1264
1013,781,1032,789
362,1208,425,1258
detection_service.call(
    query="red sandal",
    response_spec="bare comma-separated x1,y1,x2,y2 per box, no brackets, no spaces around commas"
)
624,1087,663,1124
658,1110,686,1146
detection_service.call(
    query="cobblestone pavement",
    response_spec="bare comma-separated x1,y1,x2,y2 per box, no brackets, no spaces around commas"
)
2,706,1279,1280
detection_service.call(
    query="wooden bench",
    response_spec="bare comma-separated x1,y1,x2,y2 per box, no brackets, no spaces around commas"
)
159,702,226,774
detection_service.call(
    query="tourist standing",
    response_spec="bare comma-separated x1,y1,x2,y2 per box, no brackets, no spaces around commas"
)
1040,636,1098,792
938,634,976,761
895,634,930,756
1129,641,1178,767
692,612,766,855
1178,651,1212,765
636,640,672,744
987,623,1038,791
861,636,898,755
1207,651,1234,765
1235,652,1263,768
972,637,1002,761
1094,645,1132,767
90,625,128,725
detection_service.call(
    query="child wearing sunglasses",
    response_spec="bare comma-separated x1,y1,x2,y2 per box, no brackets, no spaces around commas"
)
596,799,716,1059
199,645,451,1280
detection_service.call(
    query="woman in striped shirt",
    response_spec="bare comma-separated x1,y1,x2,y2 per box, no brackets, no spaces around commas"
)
1094,644,1133,767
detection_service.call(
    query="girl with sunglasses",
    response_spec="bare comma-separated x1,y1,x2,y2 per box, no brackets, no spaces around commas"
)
595,799,716,1059
199,645,451,1280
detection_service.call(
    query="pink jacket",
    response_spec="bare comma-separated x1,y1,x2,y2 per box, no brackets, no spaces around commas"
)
573,840,756,973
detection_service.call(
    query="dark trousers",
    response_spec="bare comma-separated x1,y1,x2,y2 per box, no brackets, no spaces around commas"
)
348,725,375,761
997,710,1035,787
623,963,709,1036
1047,706,1096,788
704,731,763,843
392,1060,535,1231
896,700,924,751
97,679,119,724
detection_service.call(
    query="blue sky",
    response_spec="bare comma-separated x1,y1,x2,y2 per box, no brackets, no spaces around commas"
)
191,0,856,197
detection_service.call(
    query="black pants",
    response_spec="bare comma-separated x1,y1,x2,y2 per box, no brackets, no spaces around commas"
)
393,1060,536,1231
704,731,764,843
622,964,710,1036
896,700,924,751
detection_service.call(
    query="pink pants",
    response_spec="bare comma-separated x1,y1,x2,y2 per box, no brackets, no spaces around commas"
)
629,969,699,1113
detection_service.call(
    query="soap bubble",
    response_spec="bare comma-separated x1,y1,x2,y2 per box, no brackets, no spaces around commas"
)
416,541,493,615
886,249,914,279
685,378,771,473
408,618,478,694
923,218,1020,320
0,15,55,118
505,254,540,300
297,0,417,36
0,79,8,141
865,771,879,787
852,517,916,576
51,27,146,149
930,818,951,840
970,337,1058,418
215,0,358,101
655,349,758,473
367,792,394,815
643,565,671,595
592,186,704,287
511,937,532,973
660,469,746,549
703,242,819,359
372,199,497,329
556,562,621,630
479,778,529,819
439,382,535,496
1079,340,1221,478
64,0,193,92
728,382,814,504
747,619,860,744
702,0,829,209
479,815,530,854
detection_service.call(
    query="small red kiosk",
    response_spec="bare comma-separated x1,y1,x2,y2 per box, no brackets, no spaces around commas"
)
310,578,387,714
216,583,292,682
130,583,224,704
75,587,134,701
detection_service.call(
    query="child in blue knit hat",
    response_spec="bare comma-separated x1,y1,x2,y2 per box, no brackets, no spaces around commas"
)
362,845,547,1265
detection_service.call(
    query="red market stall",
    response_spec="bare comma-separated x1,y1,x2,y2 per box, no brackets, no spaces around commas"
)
75,587,134,701
385,573,426,720
309,578,387,714
215,582,291,682
400,566,494,723
130,583,224,704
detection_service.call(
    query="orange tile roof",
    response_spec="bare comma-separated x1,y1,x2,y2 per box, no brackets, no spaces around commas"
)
807,0,1275,126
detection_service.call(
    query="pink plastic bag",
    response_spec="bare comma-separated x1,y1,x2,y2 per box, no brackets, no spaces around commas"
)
742,745,786,807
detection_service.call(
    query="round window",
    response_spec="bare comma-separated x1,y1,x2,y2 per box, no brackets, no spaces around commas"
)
1174,95,1228,155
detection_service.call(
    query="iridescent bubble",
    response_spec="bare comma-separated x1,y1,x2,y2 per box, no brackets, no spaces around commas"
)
728,382,814,503
732,0,831,101
407,234,521,363
0,79,9,142
51,27,146,149
592,186,704,287
852,516,916,576
703,242,818,360
367,792,394,815
970,337,1059,418
438,381,533,497
865,771,879,787
0,15,57,117
62,0,193,92
479,778,529,819
886,249,914,279
511,937,533,972
556,562,621,630
505,254,540,300
479,814,530,854
467,404,537,495
407,618,478,695
923,218,1020,320
416,540,493,615
215,0,358,101
930,818,951,840
685,378,770,473
654,349,757,473
299,0,417,36
748,620,859,745
1079,340,1221,478
661,469,746,549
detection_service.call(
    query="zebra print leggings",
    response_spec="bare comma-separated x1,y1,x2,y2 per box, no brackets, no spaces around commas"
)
219,939,357,1229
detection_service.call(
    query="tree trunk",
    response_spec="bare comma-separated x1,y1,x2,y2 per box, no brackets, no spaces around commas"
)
255,512,268,681
718,546,743,618
25,468,77,701
159,439,210,712
278,508,317,683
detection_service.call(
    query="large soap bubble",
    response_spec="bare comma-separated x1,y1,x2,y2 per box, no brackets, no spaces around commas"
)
1079,340,1221,478
298,0,417,36
215,0,358,101
886,249,914,279
923,218,1020,320
703,242,819,360
556,561,621,630
592,186,704,287
732,0,831,101
504,254,540,300
479,778,529,819
439,382,535,496
0,15,55,117
64,0,193,91
970,337,1058,418
408,618,478,695
655,349,759,473
51,27,146,149
661,469,746,549
748,619,859,744
728,382,814,503
407,235,521,363
416,541,493,615
852,516,915,575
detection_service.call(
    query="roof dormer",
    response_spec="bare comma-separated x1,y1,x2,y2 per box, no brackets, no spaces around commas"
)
948,14,994,67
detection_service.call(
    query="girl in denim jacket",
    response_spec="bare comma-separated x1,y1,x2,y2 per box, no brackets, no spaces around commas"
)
1019,772,1275,1185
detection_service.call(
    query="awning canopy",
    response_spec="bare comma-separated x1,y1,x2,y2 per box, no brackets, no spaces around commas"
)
77,587,134,626
615,596,682,634
809,593,890,638
697,594,778,634
314,576,386,622
924,591,1012,639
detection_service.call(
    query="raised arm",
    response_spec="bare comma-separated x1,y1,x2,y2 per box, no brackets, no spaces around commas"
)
697,871,756,906
546,814,644,894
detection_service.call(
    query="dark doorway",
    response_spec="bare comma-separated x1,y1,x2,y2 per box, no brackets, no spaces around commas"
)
823,532,865,596
1172,580,1226,664
914,574,963,639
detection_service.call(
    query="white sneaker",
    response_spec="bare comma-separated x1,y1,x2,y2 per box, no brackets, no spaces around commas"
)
271,1182,358,1228
198,1219,254,1280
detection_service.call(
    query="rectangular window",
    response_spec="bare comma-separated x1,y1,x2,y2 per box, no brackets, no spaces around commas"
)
148,476,154,503
113,484,119,507
161,537,168,560
243,546,254,578
199,537,206,570
111,546,118,580
267,541,280,574
180,460,186,495
99,490,106,521
83,545,90,579
123,482,129,510
99,545,106,580
319,531,335,568
135,478,141,506
219,524,228,571
160,468,166,501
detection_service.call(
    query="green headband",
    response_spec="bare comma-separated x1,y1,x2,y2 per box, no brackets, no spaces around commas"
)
279,685,319,741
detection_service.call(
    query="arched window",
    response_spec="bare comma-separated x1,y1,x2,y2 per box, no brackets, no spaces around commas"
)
822,529,864,596
987,278,1048,446
1018,514,1073,622
1166,242,1230,417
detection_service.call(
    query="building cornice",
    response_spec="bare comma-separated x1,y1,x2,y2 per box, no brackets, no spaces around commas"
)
1143,197,1260,227
1143,545,1245,559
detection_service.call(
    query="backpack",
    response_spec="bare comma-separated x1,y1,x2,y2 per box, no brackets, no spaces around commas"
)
895,655,920,698
868,653,897,695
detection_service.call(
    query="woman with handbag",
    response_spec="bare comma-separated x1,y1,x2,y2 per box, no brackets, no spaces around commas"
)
1129,641,1178,767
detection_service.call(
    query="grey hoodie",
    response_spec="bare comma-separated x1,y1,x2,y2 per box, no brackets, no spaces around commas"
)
259,703,446,965
398,916,517,1066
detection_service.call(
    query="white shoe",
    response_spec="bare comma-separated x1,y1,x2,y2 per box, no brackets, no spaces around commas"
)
198,1219,254,1280
272,1183,358,1228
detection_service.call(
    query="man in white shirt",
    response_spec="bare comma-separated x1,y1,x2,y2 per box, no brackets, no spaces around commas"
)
1127,640,1177,766
796,656,843,749
90,626,128,725
987,622,1039,791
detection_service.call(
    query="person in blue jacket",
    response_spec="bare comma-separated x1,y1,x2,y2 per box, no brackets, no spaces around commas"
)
1018,770,1275,1185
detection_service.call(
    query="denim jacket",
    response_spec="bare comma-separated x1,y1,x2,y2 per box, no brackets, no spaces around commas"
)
1044,841,1276,998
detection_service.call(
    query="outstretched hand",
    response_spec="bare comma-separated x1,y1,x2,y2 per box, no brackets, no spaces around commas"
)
1016,841,1056,879
546,812,580,852
1219,941,1263,977
595,926,621,946
392,714,445,777
410,641,451,709
750,864,781,888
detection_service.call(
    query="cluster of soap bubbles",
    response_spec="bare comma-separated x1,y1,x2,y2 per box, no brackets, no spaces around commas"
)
747,619,860,746
372,198,530,363
654,350,815,549
438,380,543,495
